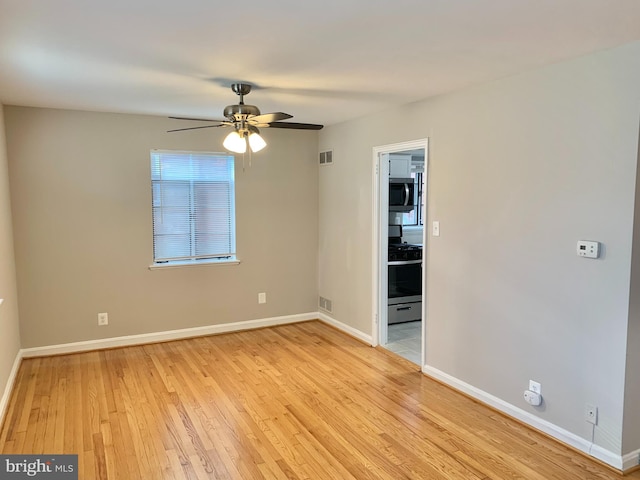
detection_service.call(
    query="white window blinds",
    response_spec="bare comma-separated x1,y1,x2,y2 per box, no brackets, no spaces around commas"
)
151,150,236,264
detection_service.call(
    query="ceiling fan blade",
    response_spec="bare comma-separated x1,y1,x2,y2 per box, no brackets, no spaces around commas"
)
249,112,293,124
267,121,324,130
167,124,225,133
169,116,227,122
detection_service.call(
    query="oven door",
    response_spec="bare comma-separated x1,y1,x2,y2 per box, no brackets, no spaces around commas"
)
389,179,415,212
388,260,422,303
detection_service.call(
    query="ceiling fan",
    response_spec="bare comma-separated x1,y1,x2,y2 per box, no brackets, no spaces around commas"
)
168,83,324,154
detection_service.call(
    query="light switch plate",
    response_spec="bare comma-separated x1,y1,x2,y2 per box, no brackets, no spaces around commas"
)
432,221,440,237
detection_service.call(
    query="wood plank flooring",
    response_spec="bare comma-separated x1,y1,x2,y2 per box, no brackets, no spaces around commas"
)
0,320,636,479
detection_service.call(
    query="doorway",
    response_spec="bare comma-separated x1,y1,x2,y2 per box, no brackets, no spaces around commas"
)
372,139,428,368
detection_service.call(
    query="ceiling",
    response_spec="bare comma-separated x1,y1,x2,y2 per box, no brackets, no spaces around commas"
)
1,0,640,127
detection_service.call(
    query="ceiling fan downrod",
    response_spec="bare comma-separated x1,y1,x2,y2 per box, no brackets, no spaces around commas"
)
224,84,260,120
231,83,252,105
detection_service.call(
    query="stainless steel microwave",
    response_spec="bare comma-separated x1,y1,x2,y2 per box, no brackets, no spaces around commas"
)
389,178,415,212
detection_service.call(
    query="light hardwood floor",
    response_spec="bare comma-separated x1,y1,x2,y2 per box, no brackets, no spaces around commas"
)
0,321,636,479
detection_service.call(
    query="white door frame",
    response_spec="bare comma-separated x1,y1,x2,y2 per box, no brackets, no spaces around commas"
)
371,138,429,367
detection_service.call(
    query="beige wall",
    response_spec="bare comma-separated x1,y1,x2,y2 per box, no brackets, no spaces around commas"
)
5,107,319,348
0,103,21,404
319,41,640,455
624,126,640,454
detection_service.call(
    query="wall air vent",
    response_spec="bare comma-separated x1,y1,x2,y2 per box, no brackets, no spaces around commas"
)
319,296,333,313
319,150,333,165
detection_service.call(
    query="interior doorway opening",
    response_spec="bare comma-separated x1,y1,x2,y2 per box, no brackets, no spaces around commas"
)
372,139,428,368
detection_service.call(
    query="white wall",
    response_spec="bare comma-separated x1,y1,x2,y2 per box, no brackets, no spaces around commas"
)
5,107,319,348
319,41,640,456
0,103,21,409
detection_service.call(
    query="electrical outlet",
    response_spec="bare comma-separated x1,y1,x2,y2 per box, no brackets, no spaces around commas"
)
258,292,266,304
529,380,541,395
97,312,108,326
585,404,598,425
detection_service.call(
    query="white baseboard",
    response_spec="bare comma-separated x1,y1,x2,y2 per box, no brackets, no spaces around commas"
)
12,315,637,473
0,350,23,426
622,449,640,471
21,312,318,358
422,364,625,471
318,312,373,345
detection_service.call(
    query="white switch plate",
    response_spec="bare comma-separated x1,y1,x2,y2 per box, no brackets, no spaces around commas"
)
577,240,600,259
529,380,541,395
432,221,440,237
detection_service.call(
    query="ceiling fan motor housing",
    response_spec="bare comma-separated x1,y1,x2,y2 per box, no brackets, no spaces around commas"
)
223,103,261,121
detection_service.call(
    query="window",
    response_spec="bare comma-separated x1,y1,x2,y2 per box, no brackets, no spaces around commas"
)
150,150,237,267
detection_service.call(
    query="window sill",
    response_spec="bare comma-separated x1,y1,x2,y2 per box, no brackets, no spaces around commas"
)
149,257,240,270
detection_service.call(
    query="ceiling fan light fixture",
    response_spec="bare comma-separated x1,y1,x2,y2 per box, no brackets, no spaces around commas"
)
248,132,267,152
169,83,323,160
223,130,247,153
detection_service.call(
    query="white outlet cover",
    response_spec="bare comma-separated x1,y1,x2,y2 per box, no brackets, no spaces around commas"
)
585,404,598,424
529,380,541,395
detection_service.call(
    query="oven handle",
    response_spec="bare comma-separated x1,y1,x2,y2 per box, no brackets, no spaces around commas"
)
388,260,422,266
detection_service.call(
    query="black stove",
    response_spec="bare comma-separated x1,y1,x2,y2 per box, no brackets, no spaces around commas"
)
388,243,422,262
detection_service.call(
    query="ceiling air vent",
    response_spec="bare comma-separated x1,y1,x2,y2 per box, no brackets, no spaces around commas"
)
319,150,333,166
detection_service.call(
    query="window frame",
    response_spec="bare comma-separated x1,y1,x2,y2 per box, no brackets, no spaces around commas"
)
149,150,240,270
